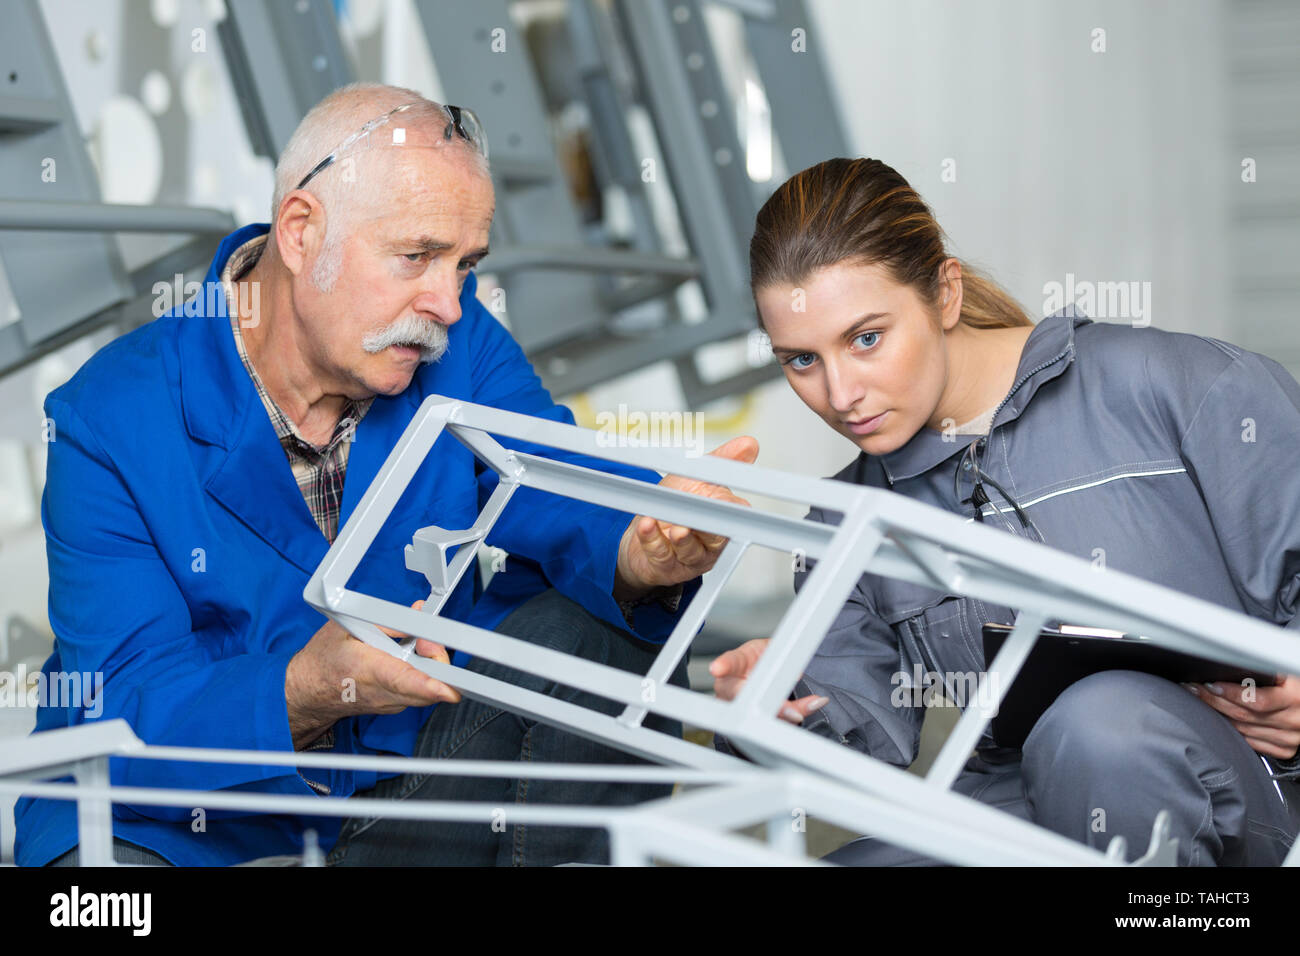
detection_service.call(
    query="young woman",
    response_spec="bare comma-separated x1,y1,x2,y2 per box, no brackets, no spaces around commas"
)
710,157,1300,865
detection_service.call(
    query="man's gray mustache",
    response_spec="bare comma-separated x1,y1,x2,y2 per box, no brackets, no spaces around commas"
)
362,317,449,363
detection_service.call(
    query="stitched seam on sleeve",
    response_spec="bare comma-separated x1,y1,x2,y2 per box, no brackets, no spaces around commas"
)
1178,355,1242,450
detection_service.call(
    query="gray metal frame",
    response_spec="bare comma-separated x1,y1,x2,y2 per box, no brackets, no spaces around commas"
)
294,395,1300,865
218,0,356,161
0,0,132,353
0,1,236,378
413,0,849,405
0,720,1172,868
2,0,855,401
11,396,1300,864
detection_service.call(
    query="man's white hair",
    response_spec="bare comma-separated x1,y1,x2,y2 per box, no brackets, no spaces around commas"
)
270,82,487,292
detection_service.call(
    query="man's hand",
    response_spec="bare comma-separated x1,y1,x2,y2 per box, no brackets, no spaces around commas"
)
285,599,461,750
709,637,827,724
614,436,759,600
1185,674,1300,760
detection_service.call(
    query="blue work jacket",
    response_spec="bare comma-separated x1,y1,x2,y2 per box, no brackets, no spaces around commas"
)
16,223,686,866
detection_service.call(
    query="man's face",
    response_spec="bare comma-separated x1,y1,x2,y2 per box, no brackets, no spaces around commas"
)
756,260,950,456
294,147,494,399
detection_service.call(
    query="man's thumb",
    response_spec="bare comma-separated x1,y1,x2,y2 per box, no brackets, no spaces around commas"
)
707,435,759,465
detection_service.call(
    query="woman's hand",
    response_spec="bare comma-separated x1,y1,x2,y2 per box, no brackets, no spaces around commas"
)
1184,674,1300,760
709,637,828,724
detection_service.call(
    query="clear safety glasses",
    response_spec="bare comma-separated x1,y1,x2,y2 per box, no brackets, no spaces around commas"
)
295,102,489,191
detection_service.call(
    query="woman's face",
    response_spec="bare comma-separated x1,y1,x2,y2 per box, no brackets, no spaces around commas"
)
756,259,955,456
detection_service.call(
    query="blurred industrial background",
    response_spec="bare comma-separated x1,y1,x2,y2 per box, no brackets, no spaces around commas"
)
0,0,1297,860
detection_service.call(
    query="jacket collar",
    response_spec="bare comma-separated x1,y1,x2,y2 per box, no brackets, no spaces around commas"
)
878,307,1092,484
177,223,267,449
174,223,426,575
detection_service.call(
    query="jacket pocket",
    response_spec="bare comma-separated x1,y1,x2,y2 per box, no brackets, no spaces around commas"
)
876,588,943,687
879,589,985,702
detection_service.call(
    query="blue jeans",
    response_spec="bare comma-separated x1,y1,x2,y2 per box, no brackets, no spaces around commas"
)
327,589,689,866
47,839,173,866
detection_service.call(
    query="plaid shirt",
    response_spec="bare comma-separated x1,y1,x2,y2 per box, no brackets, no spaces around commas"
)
221,234,374,545
220,234,364,788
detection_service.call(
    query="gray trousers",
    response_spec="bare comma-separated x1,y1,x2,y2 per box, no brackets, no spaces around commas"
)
826,670,1300,865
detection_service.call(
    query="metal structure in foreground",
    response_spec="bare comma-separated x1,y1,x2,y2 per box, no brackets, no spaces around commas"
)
8,396,1300,865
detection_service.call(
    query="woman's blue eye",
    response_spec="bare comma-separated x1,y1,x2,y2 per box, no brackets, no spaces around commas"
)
402,252,426,263
784,333,878,370
788,353,815,370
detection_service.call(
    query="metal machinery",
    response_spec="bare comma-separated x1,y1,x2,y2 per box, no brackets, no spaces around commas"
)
0,0,235,378
236,0,852,404
0,0,851,402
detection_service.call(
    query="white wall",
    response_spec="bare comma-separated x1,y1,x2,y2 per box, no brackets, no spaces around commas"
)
810,0,1230,340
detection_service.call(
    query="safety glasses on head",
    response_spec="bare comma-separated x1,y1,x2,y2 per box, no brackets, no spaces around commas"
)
295,102,489,192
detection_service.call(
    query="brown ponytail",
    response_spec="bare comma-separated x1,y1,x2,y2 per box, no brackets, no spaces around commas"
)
750,157,1032,330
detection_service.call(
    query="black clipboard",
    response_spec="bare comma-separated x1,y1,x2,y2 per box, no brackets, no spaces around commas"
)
981,623,1279,749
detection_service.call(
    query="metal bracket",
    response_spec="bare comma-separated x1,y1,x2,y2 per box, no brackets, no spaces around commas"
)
404,526,485,595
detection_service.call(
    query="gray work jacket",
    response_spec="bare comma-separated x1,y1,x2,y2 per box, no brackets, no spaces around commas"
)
793,309,1300,777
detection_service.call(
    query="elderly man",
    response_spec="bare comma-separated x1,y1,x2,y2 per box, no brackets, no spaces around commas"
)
17,83,755,866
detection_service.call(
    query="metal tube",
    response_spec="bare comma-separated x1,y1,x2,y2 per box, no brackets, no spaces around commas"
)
0,199,234,234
